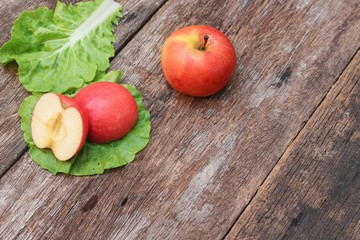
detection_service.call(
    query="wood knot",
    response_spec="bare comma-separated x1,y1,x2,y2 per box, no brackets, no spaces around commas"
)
81,195,98,212
272,66,292,88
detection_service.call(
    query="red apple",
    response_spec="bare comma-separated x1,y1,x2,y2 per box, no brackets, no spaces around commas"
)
74,82,138,144
31,93,89,161
161,25,237,97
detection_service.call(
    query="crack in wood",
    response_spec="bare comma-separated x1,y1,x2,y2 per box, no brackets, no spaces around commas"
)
113,0,170,57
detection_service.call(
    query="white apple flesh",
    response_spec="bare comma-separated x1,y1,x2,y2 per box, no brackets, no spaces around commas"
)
31,93,88,161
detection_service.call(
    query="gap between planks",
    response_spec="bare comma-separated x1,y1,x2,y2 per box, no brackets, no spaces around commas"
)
113,0,170,57
220,47,360,240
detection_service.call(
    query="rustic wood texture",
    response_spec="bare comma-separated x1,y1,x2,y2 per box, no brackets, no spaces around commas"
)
0,0,168,176
226,51,360,240
0,0,359,239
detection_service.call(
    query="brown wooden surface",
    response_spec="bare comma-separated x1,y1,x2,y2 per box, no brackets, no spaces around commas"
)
226,51,360,240
0,0,359,239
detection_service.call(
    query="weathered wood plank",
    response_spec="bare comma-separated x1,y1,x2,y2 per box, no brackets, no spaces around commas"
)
0,0,56,180
106,1,359,238
225,51,360,240
0,0,167,176
0,0,359,239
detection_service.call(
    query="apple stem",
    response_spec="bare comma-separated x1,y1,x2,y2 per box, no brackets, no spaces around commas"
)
200,35,209,51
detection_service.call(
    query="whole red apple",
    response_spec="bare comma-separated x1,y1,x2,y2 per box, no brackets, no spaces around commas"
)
161,25,236,97
31,93,89,161
74,82,138,144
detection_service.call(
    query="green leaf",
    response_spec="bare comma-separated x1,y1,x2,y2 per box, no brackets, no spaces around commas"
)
19,95,38,145
65,70,122,97
0,0,122,93
18,76,151,176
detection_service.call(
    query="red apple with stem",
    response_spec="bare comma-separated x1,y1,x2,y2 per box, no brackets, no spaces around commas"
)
31,93,89,161
74,82,138,144
161,25,237,97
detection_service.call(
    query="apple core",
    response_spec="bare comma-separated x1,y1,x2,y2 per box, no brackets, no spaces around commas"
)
31,93,89,161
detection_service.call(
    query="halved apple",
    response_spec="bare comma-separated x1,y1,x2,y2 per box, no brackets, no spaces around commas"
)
31,93,89,161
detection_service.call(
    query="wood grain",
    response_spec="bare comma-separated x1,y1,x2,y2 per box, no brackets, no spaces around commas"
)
0,0,167,176
0,0,54,179
0,0,359,239
226,51,360,240
107,0,359,237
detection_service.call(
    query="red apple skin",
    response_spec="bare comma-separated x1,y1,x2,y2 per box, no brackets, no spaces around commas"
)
74,82,138,144
57,94,89,154
161,25,237,97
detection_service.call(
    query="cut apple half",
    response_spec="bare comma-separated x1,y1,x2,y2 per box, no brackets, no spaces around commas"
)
31,93,89,161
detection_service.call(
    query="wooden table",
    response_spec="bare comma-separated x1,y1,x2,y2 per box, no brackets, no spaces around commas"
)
1,0,359,239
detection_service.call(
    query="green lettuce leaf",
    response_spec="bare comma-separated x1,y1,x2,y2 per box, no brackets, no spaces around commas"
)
0,0,122,93
65,70,122,97
18,73,151,176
